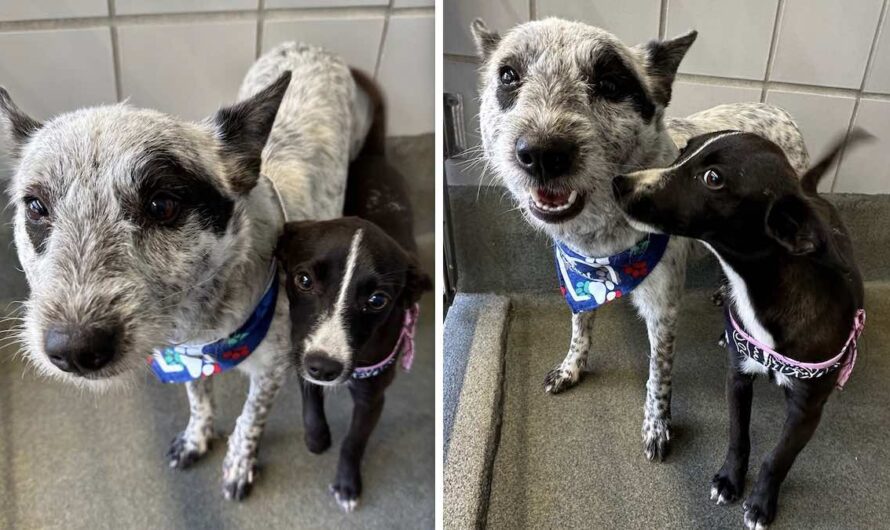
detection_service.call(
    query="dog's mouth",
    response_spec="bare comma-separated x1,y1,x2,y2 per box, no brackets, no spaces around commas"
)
527,188,585,223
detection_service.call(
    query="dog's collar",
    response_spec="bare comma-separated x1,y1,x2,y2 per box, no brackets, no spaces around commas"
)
725,306,865,389
555,233,670,314
148,261,279,384
351,304,420,380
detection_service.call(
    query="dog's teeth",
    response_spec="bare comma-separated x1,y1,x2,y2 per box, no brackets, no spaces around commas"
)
568,190,578,203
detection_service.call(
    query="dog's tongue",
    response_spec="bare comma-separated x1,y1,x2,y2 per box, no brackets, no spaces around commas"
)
537,188,571,206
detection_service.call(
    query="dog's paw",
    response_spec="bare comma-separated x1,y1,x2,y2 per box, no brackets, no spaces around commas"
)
330,483,360,513
743,496,777,529
167,431,210,469
222,454,258,501
305,428,332,455
710,472,743,505
642,418,671,462
543,364,582,394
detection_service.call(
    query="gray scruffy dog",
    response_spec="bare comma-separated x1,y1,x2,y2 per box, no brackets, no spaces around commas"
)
0,42,372,500
471,18,809,460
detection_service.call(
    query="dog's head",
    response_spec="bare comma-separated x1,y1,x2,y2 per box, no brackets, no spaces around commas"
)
471,17,696,239
0,72,291,389
276,217,430,386
612,129,872,258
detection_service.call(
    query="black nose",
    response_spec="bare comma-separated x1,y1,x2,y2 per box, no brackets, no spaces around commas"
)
304,353,344,382
44,326,118,374
515,137,577,180
612,174,633,200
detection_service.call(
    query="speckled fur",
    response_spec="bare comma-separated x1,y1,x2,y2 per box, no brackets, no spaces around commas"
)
472,18,808,460
0,42,371,499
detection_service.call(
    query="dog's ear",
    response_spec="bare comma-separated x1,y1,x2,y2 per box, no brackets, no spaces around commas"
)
0,87,42,163
800,127,873,194
404,257,432,306
765,194,826,255
212,71,291,195
639,30,697,107
274,220,313,264
471,19,500,60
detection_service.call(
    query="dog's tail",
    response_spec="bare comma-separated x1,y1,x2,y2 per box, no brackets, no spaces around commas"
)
801,128,873,194
351,68,386,157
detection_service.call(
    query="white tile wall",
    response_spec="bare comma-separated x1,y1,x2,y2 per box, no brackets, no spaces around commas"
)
0,28,116,119
445,0,890,193
537,0,660,45
262,16,385,74
0,1,107,22
378,13,435,136
0,1,432,135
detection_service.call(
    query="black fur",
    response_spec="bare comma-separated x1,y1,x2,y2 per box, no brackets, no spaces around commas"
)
588,47,655,121
614,129,869,527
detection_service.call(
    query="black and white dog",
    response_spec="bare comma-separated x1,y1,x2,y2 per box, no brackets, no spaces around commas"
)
471,17,810,460
276,71,431,512
613,130,869,528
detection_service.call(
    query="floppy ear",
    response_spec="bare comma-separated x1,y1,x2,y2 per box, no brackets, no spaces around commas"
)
274,220,313,264
0,87,42,163
765,194,825,255
470,19,501,60
639,30,697,107
404,257,433,306
212,71,291,194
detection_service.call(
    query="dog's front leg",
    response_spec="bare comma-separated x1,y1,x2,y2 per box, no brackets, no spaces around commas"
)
300,378,331,453
632,255,685,461
330,380,387,512
168,378,214,468
711,364,755,504
544,311,594,394
222,366,285,500
743,383,829,529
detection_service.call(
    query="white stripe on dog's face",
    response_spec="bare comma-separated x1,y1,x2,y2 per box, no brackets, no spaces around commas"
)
301,228,364,385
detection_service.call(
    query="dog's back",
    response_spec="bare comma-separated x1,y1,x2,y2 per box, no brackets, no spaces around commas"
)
238,43,374,222
343,69,417,254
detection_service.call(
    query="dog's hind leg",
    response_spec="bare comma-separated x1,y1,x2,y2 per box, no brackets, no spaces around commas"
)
168,378,215,469
631,247,687,461
222,365,286,500
544,311,594,394
300,378,331,454
743,382,831,529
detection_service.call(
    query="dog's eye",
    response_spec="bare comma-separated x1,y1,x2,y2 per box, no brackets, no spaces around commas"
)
702,169,724,190
499,66,519,86
364,291,390,312
593,78,620,99
147,192,181,224
24,197,48,221
295,272,313,291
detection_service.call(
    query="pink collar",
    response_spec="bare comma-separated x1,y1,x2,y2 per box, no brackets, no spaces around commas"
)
351,304,419,380
726,308,865,389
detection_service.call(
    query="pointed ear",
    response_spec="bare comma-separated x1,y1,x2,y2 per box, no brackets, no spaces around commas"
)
405,257,432,305
471,18,501,60
212,71,291,194
640,30,697,106
765,194,825,255
0,87,42,162
800,127,873,193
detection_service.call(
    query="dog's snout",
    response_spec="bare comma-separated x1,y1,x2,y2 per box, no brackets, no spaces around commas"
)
304,352,344,382
515,137,577,180
44,326,118,374
612,174,633,200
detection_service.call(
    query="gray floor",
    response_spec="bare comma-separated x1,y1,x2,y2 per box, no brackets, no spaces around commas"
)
485,287,890,529
0,135,434,530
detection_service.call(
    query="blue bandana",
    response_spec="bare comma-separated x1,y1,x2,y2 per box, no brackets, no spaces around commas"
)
556,233,670,314
148,263,279,384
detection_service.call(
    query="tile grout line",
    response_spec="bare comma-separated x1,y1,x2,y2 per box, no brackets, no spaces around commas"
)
658,0,668,40
831,0,889,192
255,0,264,60
107,0,122,102
373,1,392,79
760,0,785,103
